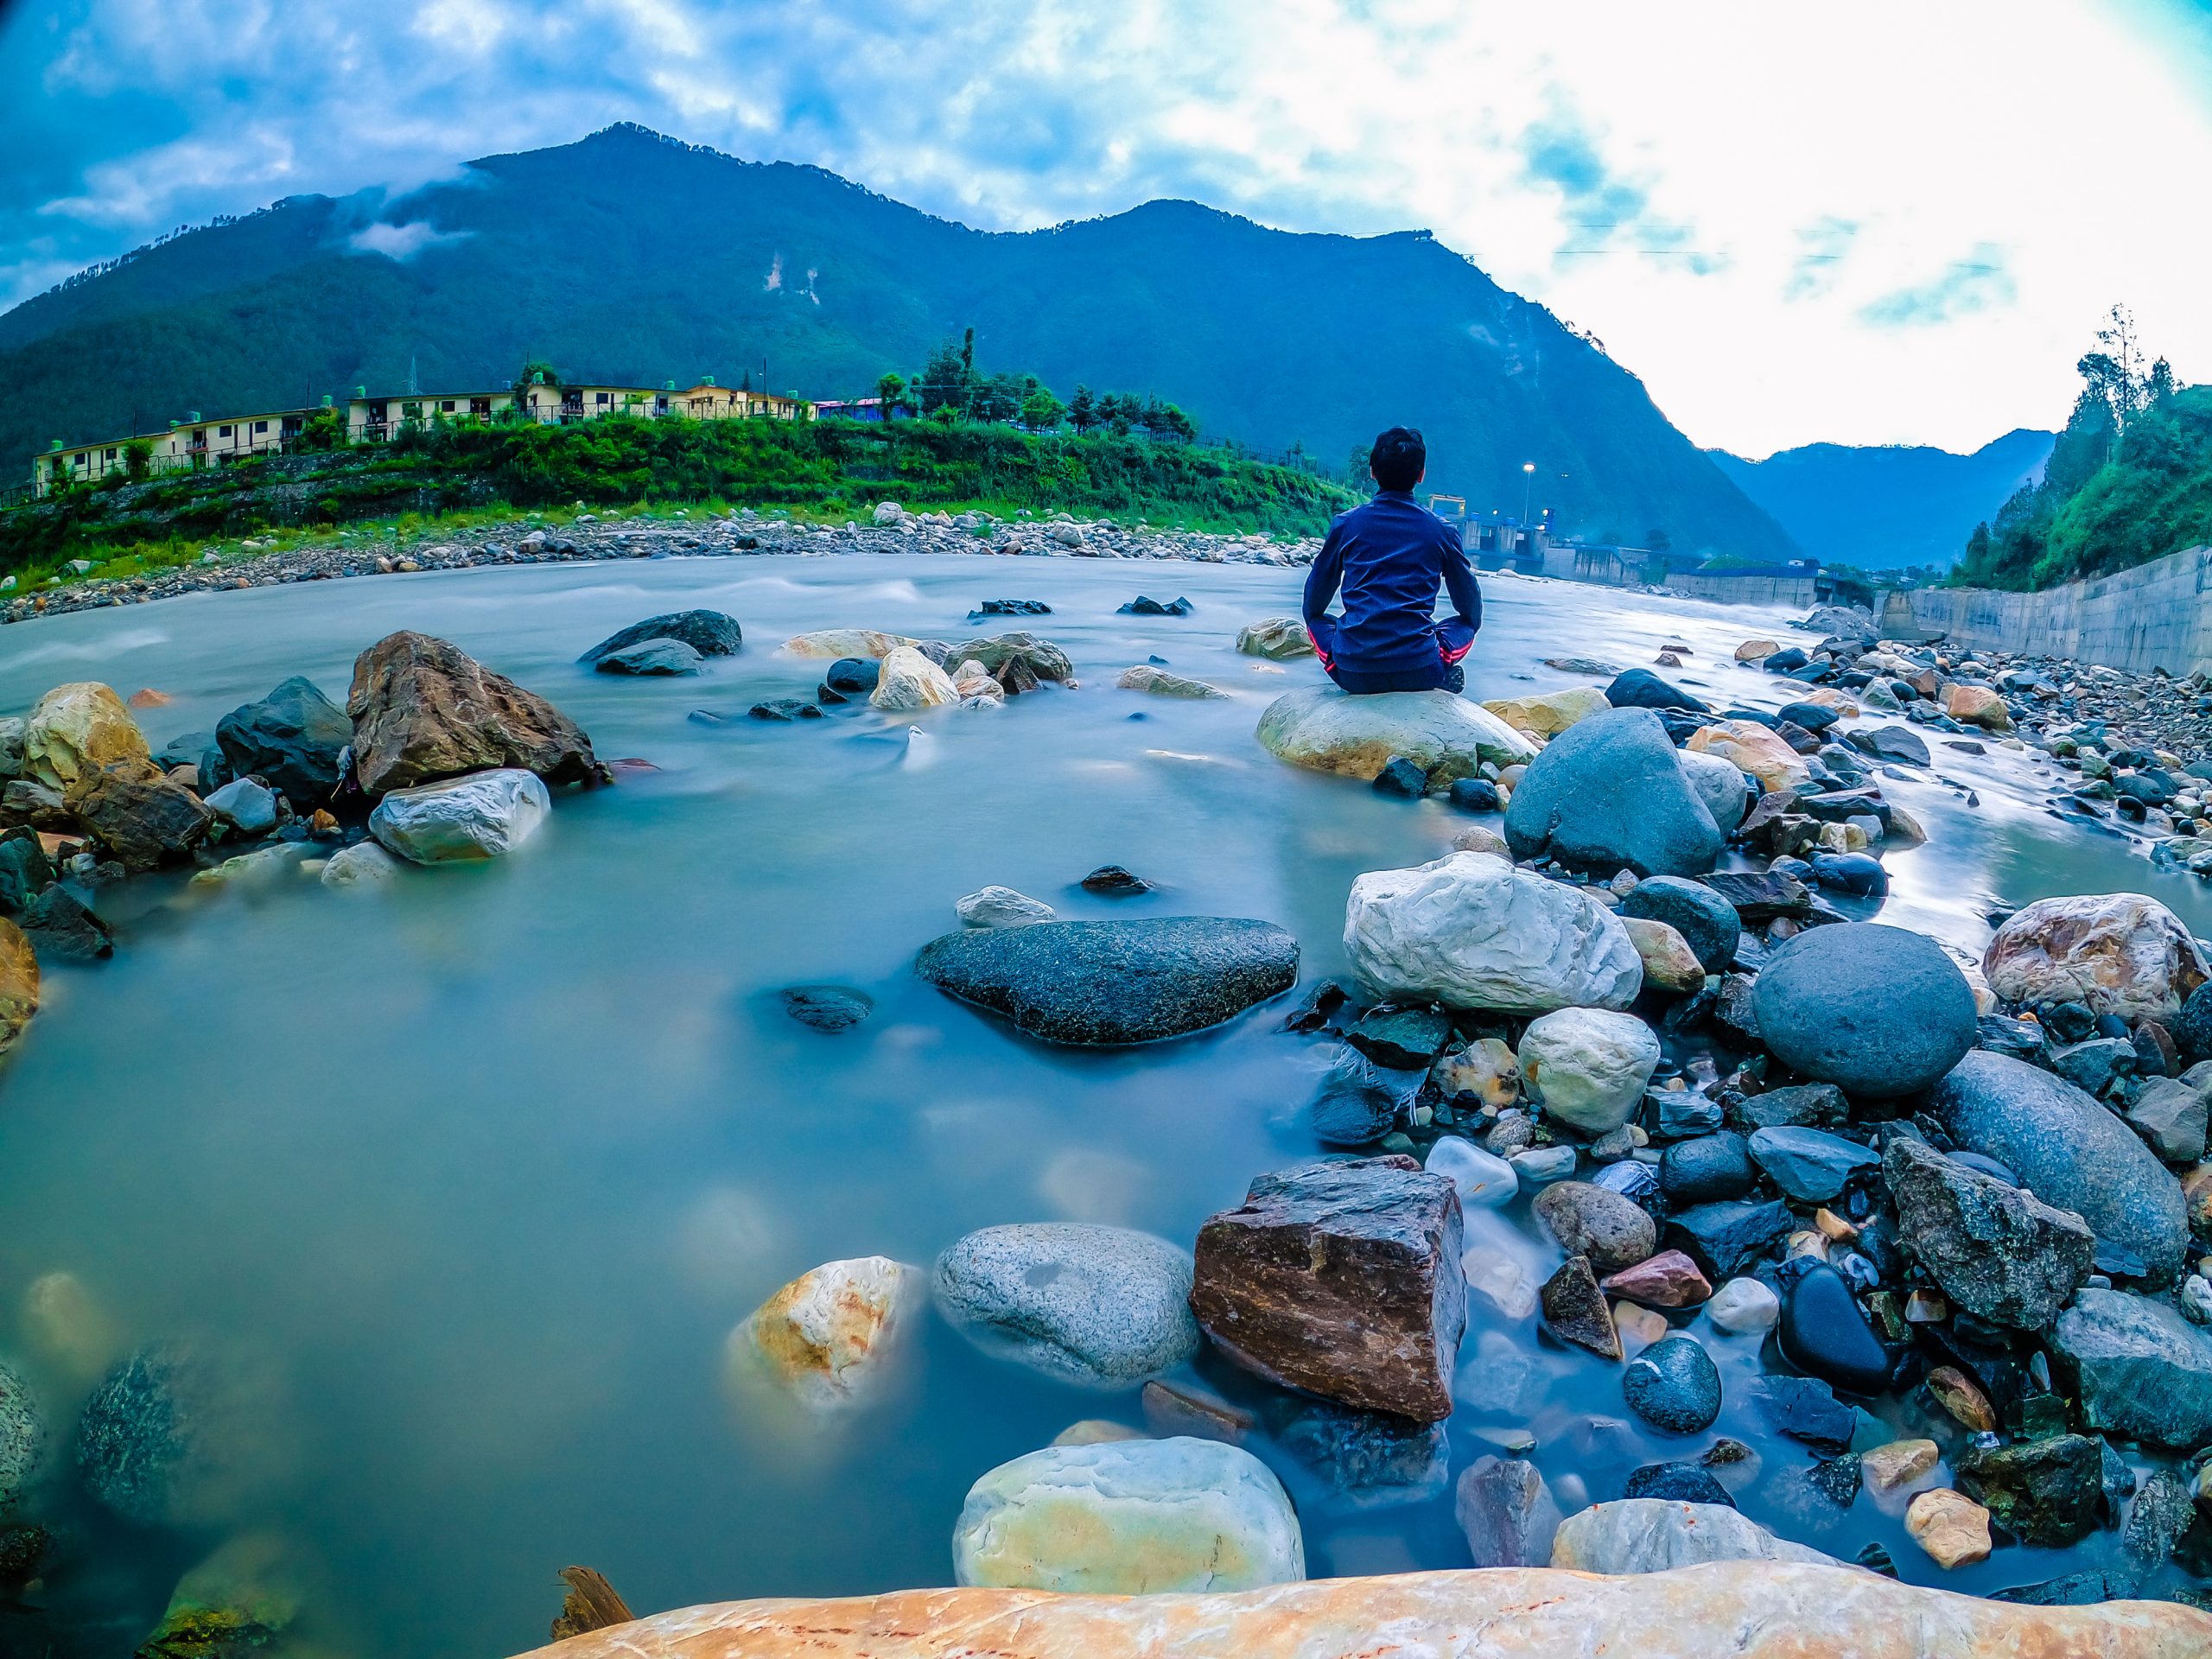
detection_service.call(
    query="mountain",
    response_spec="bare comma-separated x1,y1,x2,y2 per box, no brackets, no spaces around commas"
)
3,124,1796,561
1708,429,2055,570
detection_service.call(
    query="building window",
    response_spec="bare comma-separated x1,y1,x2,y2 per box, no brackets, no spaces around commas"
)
441,400,455,413
103,448,117,460
470,397,491,416
219,425,233,437
595,391,611,405
253,421,268,434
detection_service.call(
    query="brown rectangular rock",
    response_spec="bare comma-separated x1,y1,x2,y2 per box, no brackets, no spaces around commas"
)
1191,1155,1464,1422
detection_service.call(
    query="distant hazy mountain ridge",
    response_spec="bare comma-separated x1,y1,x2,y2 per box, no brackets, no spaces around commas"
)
3,123,1796,560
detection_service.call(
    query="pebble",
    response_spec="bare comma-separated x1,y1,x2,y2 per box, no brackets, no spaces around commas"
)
1423,1138,1518,1209
1622,1334,1722,1433
1905,1488,1993,1568
1705,1277,1780,1334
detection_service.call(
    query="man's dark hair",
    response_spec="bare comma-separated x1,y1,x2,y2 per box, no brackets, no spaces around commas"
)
1369,426,1426,493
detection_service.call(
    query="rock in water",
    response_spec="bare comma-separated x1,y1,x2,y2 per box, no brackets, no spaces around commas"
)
595,639,704,676
1666,1198,1791,1279
1778,1262,1892,1395
1982,893,2209,1024
1532,1182,1657,1272
1621,876,1740,974
1882,1136,2093,1330
2049,1287,2212,1450
0,1363,38,1511
213,677,353,805
1622,1336,1722,1433
779,986,874,1032
320,842,403,889
951,1437,1303,1593
947,633,1076,686
1605,669,1710,714
1309,1049,1420,1146
347,631,598,795
1455,1456,1561,1567
20,683,148,793
368,769,551,862
934,1224,1198,1385
1675,747,1751,836
1517,1007,1661,1135
1746,1126,1878,1203
0,920,36,1060
1954,1436,2107,1548
1685,720,1811,794
19,887,112,962
1344,852,1642,1014
957,886,1056,927
75,1344,230,1526
739,1255,915,1412
1481,686,1611,740
70,760,213,871
1548,1500,1840,1573
1503,708,1722,877
1191,1156,1465,1422
870,646,960,712
202,778,278,836
1539,1255,1621,1359
784,629,923,660
1117,665,1227,699
579,610,743,663
1236,618,1315,660
1933,1050,2190,1284
1751,924,1978,1098
914,918,1297,1045
1255,687,1535,785
1423,1138,1517,1209
1662,1133,1757,1205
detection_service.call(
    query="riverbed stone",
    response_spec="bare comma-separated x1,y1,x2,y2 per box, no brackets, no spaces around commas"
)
1236,618,1315,660
1882,1135,2094,1329
201,777,277,836
1675,747,1751,836
580,609,743,663
1748,1126,1878,1203
1423,1137,1517,1209
70,760,213,871
1548,1500,1838,1573
1192,1156,1465,1421
957,886,1056,927
1432,1039,1520,1109
21,683,148,794
935,1224,1198,1386
347,631,599,795
368,768,550,862
784,628,922,660
19,886,111,961
1660,1132,1756,1205
1932,1050,2190,1284
1624,1463,1734,1507
1454,1456,1561,1567
1954,1435,2106,1548
75,1343,232,1527
1666,1198,1791,1278
1620,876,1740,974
596,638,703,676
1621,917,1706,995
1518,1007,1661,1135
1345,1006,1453,1069
951,1436,1303,1593
1531,1181,1656,1274
915,917,1297,1045
1117,665,1225,699
320,840,403,889
1481,686,1610,740
1686,720,1811,794
1308,1049,1419,1146
948,633,1076,687
1983,892,2209,1024
1752,924,1979,1099
212,676,353,805
1600,1250,1711,1308
0,919,36,1060
1255,687,1535,785
871,646,959,712
1779,1262,1893,1395
1907,1488,1993,1567
741,1255,917,1412
1706,1276,1780,1334
1748,1374,1858,1453
0,1363,36,1512
1623,1336,1722,1433
2125,1071,2210,1162
2048,1287,2212,1449
1503,708,1722,877
1539,1255,1619,1357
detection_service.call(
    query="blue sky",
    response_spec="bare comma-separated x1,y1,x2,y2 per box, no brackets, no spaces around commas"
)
5,0,2210,455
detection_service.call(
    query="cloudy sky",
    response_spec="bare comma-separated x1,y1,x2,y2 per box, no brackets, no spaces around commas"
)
4,0,2209,456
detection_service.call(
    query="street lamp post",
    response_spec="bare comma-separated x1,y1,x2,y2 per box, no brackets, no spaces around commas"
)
1521,461,1535,527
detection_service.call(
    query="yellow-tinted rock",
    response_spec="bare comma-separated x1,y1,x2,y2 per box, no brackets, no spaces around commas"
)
1906,1488,1992,1567
1482,687,1610,740
1687,721,1811,794
1451,824,1510,858
1860,1439,1940,1493
22,683,149,795
1983,892,2209,1023
1432,1037,1519,1108
0,918,35,1061
1622,917,1706,995
1612,1300,1669,1357
737,1256,916,1412
784,629,924,660
508,1562,2212,1659
1925,1365,1997,1433
2182,1163,2212,1233
1052,1421,1147,1447
871,648,959,714
1734,639,1781,663
1944,684,2014,731
22,1270,120,1383
1802,688,1860,716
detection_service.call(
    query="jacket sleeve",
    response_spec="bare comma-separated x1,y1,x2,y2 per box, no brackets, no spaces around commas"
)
1441,528,1483,634
1304,520,1346,629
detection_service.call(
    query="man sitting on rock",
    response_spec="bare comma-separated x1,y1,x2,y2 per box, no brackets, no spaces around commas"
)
1303,426,1481,694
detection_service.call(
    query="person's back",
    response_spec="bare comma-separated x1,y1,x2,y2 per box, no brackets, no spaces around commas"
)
1303,426,1481,694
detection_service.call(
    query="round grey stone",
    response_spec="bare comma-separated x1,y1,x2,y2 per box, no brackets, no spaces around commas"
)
1621,877,1740,973
1751,923,1977,1098
934,1224,1199,1385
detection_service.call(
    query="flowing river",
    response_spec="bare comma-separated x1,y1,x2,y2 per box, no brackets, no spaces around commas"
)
0,552,2204,1656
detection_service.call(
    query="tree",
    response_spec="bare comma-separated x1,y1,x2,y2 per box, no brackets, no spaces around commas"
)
876,372,907,416
516,359,560,390
1964,520,1991,564
960,327,976,378
969,372,1026,425
294,408,346,453
914,340,972,416
124,437,155,479
2149,357,2177,406
1068,385,1096,435
1644,527,1671,553
1020,386,1067,431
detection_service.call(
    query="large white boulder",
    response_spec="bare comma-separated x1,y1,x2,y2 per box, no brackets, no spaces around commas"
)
952,1436,1304,1593
735,1255,917,1414
21,683,149,794
783,629,923,660
1519,1007,1662,1135
871,647,960,714
1344,852,1643,1014
1982,893,2210,1023
1549,1500,1844,1573
368,768,550,862
1256,688,1536,785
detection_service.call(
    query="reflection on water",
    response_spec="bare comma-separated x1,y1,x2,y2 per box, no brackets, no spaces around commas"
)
0,556,2197,1655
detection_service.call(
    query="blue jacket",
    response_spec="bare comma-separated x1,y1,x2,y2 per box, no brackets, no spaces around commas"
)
1302,491,1482,674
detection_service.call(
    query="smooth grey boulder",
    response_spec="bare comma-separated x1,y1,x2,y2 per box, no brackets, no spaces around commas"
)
1676,748,1751,836
1622,876,1740,975
1455,1456,1561,1567
1752,924,1978,1099
915,918,1297,1045
367,767,550,862
1548,1500,1841,1573
0,1363,38,1511
1746,1126,1878,1203
2049,1287,2212,1450
1933,1050,2190,1284
579,608,743,663
213,676,353,804
933,1224,1198,1386
595,639,703,676
1882,1135,2094,1330
1503,708,1722,877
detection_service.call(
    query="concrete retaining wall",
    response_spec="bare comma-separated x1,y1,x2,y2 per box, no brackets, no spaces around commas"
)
1663,573,1817,607
1904,543,2212,675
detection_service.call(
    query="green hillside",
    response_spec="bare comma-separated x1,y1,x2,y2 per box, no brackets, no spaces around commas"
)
0,124,1796,563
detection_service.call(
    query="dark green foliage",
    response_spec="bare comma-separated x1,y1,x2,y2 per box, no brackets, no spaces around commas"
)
0,416,1355,575
1,124,1793,559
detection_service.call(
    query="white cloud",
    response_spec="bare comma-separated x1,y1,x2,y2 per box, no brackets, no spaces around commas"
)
10,0,2212,454
347,219,473,259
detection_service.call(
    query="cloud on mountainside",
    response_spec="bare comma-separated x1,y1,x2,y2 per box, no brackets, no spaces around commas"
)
5,0,2212,453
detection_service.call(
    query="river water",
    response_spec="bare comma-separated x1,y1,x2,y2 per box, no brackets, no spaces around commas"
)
0,553,2203,1655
